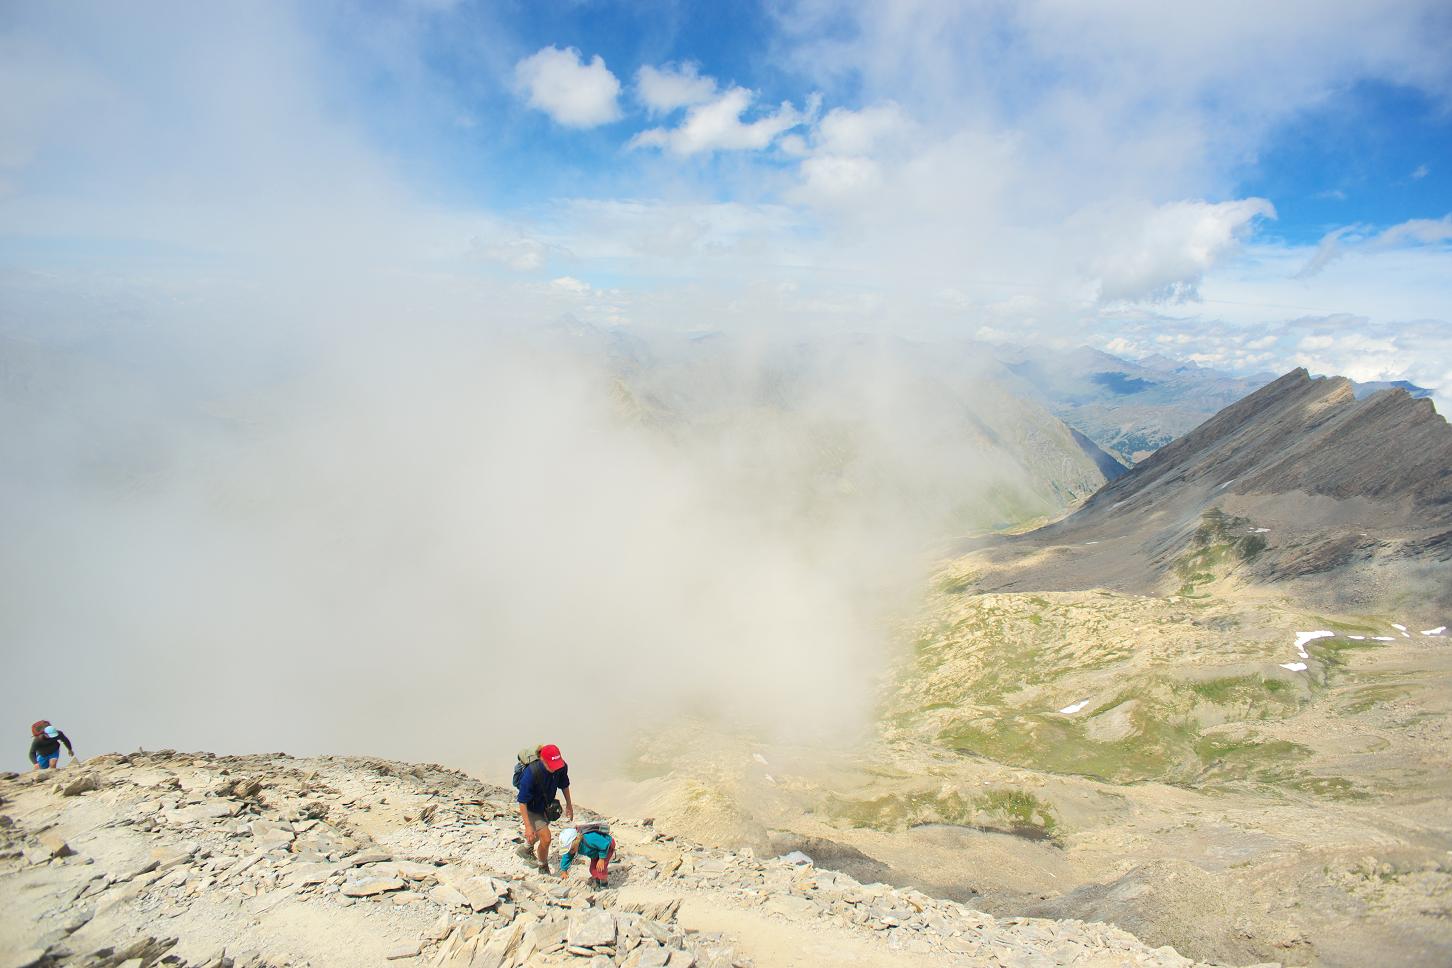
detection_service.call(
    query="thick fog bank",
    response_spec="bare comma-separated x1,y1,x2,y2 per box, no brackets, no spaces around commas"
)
1,309,1058,776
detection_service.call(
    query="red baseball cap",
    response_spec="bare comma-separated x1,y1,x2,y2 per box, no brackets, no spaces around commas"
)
539,744,566,771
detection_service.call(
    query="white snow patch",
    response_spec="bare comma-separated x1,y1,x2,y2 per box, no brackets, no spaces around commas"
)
1392,624,1408,632
1249,527,1270,534
1348,635,1366,641
1218,480,1236,489
1295,630,1333,658
1058,700,1090,715
752,753,769,766
1372,636,1395,641
1280,662,1308,672
1085,541,1099,546
1422,626,1447,636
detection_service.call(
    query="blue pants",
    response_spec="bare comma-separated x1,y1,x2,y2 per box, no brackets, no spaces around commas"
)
36,751,60,769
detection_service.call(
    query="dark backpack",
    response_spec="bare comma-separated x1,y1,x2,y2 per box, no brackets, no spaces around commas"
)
31,720,51,738
512,758,544,791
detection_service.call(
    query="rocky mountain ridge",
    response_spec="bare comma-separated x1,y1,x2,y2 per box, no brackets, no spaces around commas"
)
0,752,1273,968
976,369,1452,612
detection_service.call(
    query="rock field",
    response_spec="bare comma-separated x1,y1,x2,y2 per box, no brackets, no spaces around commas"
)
0,751,1280,968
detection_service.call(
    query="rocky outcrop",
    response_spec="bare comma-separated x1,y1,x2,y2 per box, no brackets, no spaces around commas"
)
1077,369,1452,517
0,752,1256,968
978,370,1452,611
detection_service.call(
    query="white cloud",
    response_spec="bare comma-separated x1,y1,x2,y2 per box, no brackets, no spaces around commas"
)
514,45,621,128
814,103,909,156
1088,198,1276,303
635,62,716,114
792,104,912,203
1294,225,1361,279
1411,163,1429,180
1093,309,1452,417
1296,214,1451,278
799,154,882,198
631,87,815,156
1377,214,1452,246
473,236,549,271
550,275,591,293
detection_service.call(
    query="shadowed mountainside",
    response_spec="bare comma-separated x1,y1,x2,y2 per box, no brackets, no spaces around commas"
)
973,369,1452,613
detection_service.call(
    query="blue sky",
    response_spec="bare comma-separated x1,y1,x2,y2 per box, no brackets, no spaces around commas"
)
2,0,1450,403
1238,81,1452,244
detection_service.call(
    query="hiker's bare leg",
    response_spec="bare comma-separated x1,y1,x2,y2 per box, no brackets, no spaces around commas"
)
535,825,552,866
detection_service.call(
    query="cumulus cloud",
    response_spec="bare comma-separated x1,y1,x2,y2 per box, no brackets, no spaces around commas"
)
813,103,910,156
1088,198,1276,303
514,45,621,127
792,103,911,202
631,87,817,156
635,62,716,114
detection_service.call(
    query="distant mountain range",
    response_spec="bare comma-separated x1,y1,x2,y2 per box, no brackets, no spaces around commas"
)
991,345,1278,465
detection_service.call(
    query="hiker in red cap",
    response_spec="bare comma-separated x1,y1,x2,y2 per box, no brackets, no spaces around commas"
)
515,743,573,874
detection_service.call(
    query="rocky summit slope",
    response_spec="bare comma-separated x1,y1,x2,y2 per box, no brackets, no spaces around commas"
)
0,752,1263,968
974,369,1452,613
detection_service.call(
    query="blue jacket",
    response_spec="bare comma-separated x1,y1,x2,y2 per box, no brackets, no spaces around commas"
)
560,830,613,872
516,761,569,813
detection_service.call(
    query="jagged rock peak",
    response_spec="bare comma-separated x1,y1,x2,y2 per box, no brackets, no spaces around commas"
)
1086,368,1452,516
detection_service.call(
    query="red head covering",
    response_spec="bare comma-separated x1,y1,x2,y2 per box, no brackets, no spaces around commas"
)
539,744,566,771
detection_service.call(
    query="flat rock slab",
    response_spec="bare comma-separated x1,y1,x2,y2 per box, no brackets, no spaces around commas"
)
428,884,471,908
59,774,101,797
150,846,194,870
765,895,818,918
286,863,340,886
567,909,616,948
375,860,441,881
632,947,672,968
460,879,501,912
183,801,239,820
345,850,392,867
342,876,406,897
38,832,73,857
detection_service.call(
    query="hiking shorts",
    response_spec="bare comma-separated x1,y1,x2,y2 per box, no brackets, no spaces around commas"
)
526,810,551,830
35,752,59,769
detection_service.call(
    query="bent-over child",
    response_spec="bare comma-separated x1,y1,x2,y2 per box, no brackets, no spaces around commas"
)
558,822,615,887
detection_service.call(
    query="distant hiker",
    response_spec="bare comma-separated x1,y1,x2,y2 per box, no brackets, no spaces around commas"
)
29,720,76,771
559,822,615,888
514,743,573,874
